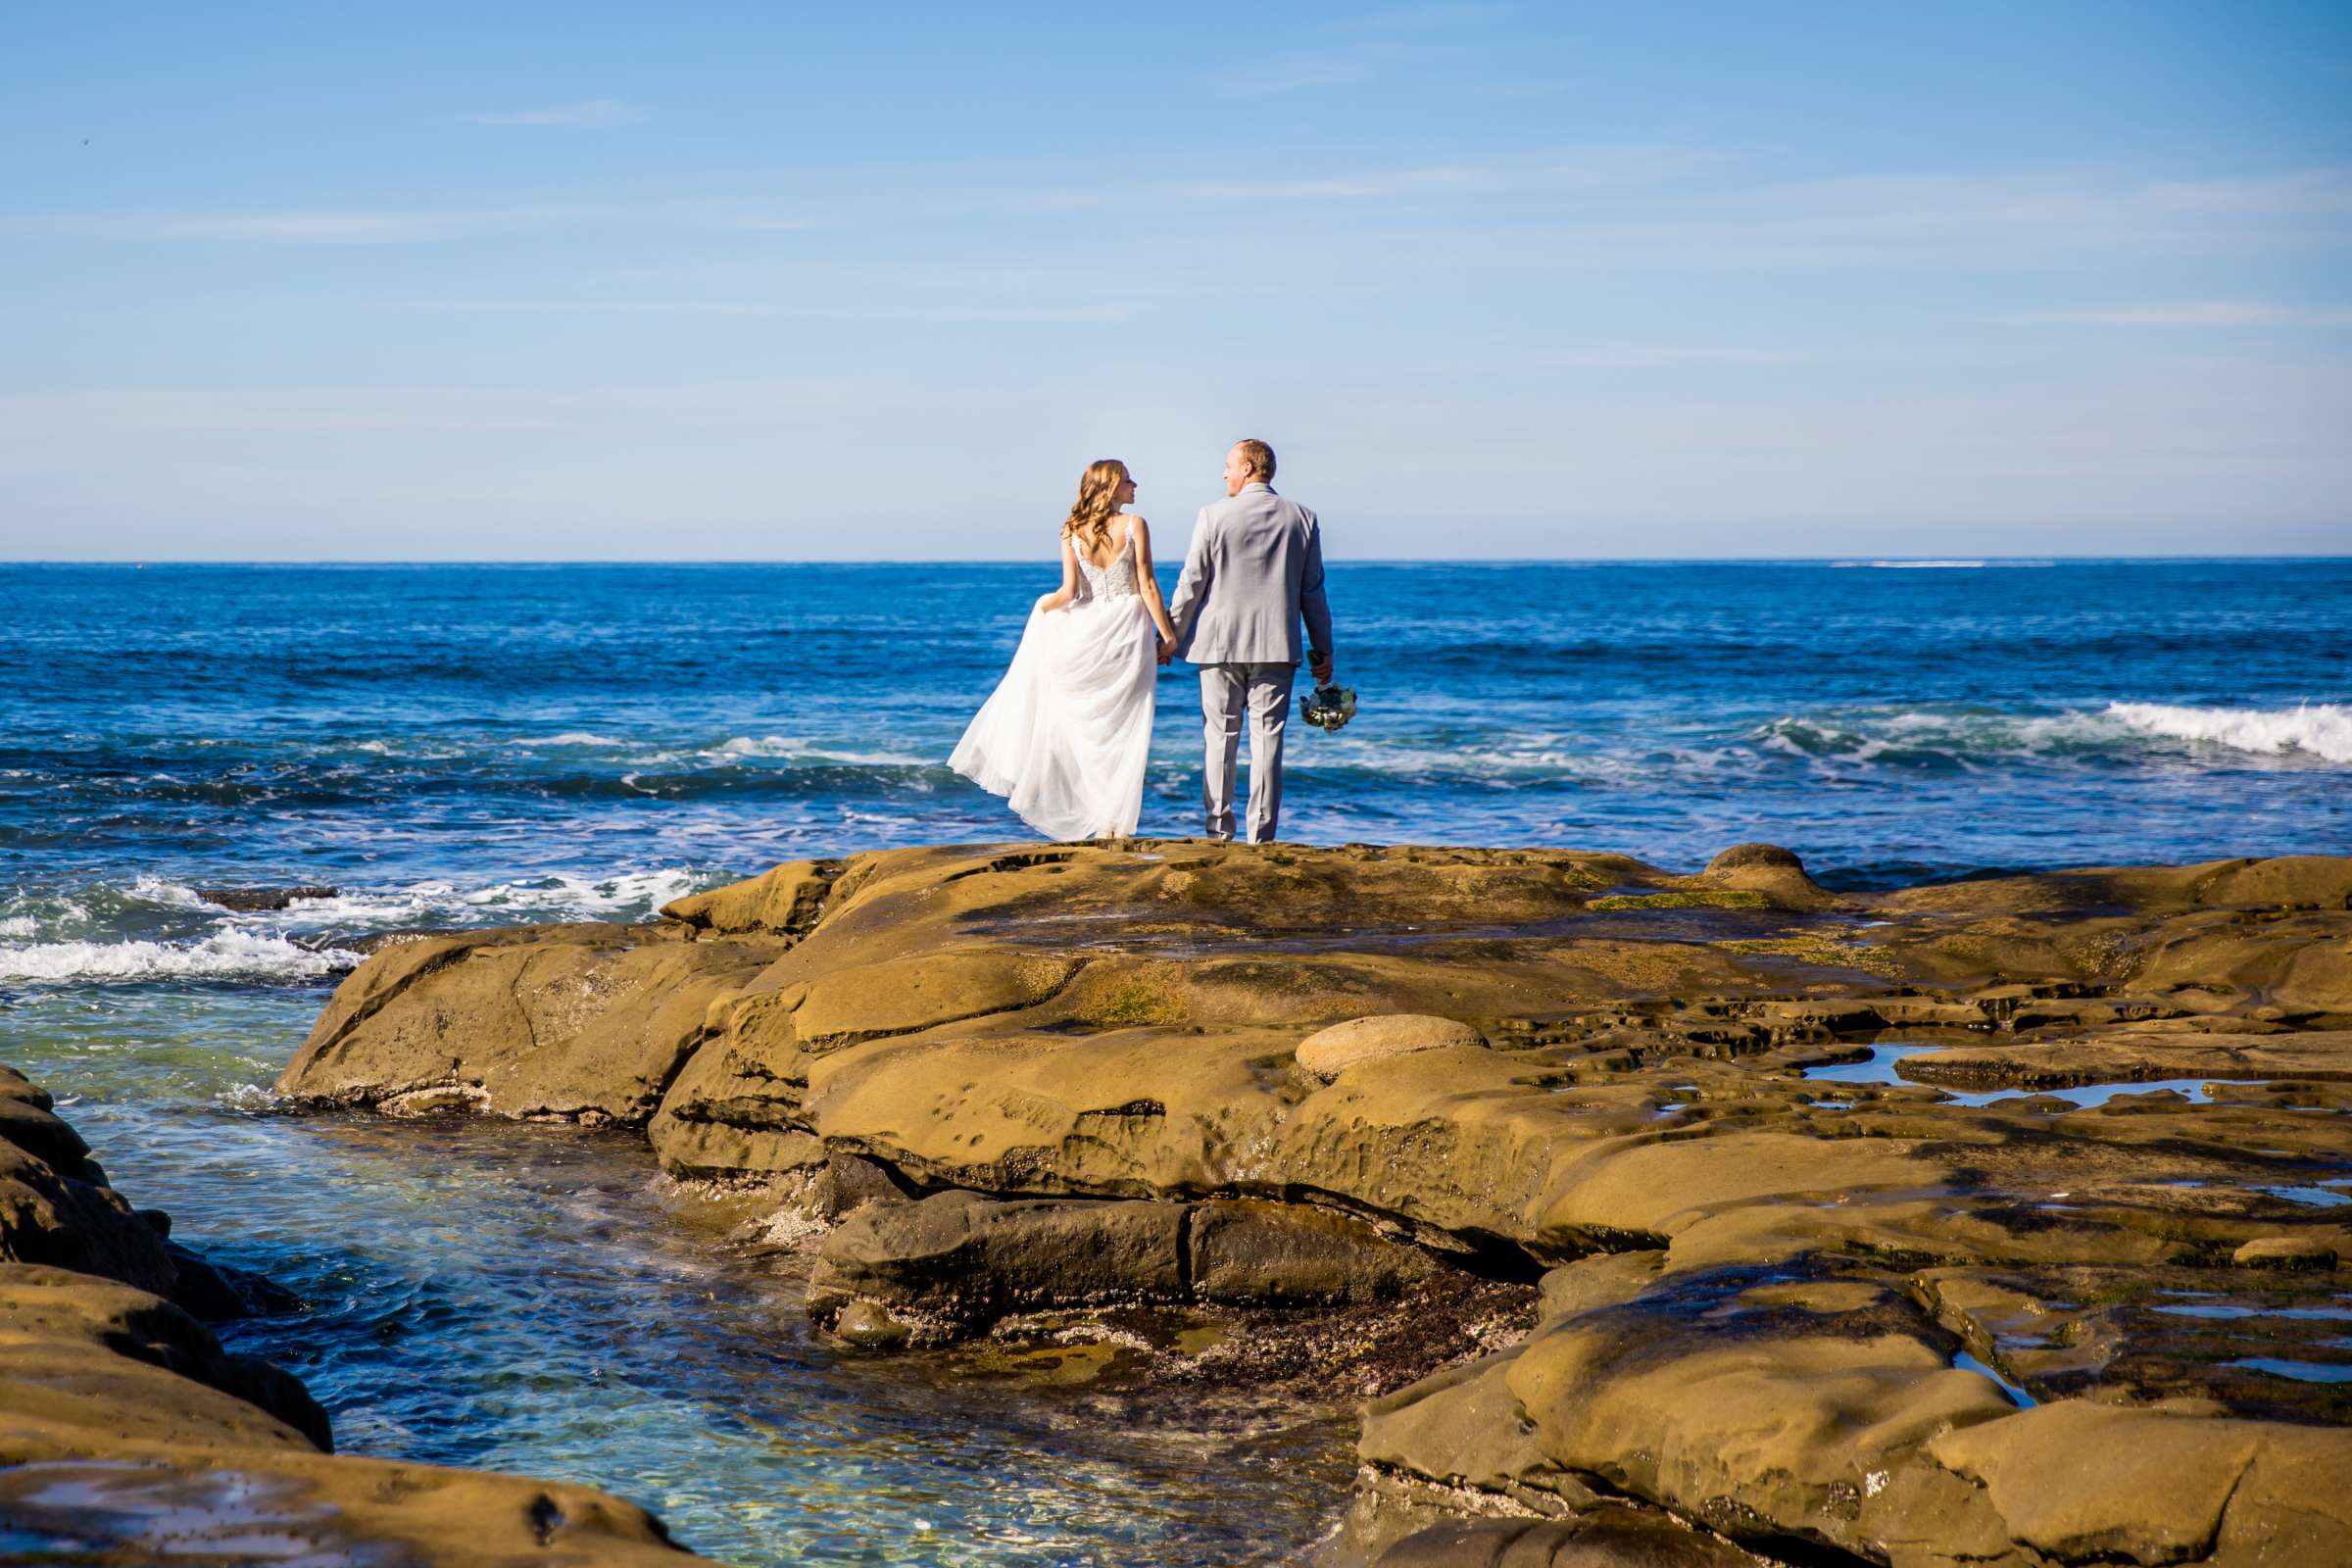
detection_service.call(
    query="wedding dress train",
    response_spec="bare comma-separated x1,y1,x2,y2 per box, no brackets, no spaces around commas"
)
950,529,1158,840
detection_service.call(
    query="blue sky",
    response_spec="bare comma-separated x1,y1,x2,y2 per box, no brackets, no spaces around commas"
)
4,2,2348,560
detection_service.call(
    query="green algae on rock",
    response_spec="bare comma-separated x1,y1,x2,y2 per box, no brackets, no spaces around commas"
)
276,840,2352,1567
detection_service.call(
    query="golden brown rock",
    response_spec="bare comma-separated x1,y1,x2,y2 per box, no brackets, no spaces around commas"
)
282,840,2352,1566
1296,1014,1489,1082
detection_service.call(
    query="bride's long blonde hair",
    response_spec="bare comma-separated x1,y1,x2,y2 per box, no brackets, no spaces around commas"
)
1061,459,1129,551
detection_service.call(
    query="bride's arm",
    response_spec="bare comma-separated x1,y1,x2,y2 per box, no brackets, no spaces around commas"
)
1131,518,1179,644
1035,535,1081,612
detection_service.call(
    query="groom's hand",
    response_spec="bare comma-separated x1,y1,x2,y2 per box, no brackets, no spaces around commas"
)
1310,651,1334,685
1155,638,1175,665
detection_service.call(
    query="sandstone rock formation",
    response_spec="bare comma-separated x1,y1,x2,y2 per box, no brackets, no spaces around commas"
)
278,840,2352,1565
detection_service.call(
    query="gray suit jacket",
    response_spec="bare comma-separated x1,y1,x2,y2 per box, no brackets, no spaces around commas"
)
1166,482,1335,667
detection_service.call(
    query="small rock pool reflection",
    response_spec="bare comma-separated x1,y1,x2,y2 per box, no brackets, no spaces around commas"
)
1800,1044,2262,1110
9,984,1361,1567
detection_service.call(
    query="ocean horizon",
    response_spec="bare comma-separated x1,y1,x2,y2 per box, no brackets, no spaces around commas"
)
10,553,2347,566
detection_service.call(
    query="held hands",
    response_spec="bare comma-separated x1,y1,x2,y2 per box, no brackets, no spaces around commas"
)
1155,636,1175,665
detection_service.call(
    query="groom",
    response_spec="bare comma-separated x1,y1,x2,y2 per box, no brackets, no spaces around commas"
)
1163,438,1335,844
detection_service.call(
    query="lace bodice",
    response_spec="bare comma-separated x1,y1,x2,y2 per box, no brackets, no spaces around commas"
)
1075,528,1139,601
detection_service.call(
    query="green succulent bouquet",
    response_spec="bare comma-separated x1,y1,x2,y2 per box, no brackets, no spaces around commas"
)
1300,683,1358,733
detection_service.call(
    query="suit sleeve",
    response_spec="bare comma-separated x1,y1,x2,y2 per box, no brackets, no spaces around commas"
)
1299,517,1335,662
1166,509,1214,653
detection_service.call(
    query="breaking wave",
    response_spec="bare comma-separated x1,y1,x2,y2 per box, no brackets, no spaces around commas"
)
0,930,358,985
1749,703,2352,768
0,867,718,957
2105,702,2352,765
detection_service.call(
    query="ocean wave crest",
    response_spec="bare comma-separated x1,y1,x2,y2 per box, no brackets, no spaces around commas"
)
0,866,721,954
1751,710,2115,764
0,930,357,984
240,867,711,929
528,731,628,748
1750,702,2351,768
2105,702,2352,765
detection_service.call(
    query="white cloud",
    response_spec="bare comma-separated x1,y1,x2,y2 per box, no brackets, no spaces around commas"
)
712,214,840,233
1532,345,1836,368
0,379,929,444
465,99,646,127
990,146,1702,215
1217,52,1379,96
8,206,599,245
1335,3,1509,32
2004,302,2352,327
1367,165,2352,271
434,298,1136,323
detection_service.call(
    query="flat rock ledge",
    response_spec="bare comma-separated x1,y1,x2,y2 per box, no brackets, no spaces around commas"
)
277,840,2352,1567
0,1065,692,1565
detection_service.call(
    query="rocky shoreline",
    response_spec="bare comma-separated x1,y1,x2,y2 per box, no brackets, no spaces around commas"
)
0,1064,692,1563
13,838,2352,1564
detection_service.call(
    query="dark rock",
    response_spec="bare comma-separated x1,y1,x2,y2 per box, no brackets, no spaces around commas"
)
831,1298,911,1348
808,1191,1187,1341
1374,1507,1753,1567
1189,1200,1431,1305
165,1240,304,1320
811,1152,915,1219
298,928,453,957
1,1142,176,1297
0,1093,97,1181
194,886,339,912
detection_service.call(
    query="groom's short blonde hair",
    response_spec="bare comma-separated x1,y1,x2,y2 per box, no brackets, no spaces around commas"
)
1235,438,1276,482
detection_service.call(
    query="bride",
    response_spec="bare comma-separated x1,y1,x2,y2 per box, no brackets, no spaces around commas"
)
951,458,1179,840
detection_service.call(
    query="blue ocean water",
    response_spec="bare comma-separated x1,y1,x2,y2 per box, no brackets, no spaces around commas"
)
1,558,2347,1565
5,559,2347,904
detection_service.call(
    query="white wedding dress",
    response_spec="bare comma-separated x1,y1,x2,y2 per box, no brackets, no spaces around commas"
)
951,528,1158,840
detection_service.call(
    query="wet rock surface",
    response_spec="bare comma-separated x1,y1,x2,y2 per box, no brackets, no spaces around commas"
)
0,1066,694,1564
278,840,2352,1565
194,885,340,912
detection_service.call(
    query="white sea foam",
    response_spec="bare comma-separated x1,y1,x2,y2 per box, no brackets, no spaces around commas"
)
2107,702,2352,764
244,867,713,929
458,867,706,917
1750,703,2352,767
529,731,626,747
712,735,932,766
715,734,804,758
127,875,211,909
0,867,723,959
0,930,357,984
215,1082,284,1112
1754,710,2119,760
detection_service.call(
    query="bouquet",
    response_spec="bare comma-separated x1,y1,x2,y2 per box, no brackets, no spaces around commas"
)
1299,683,1357,733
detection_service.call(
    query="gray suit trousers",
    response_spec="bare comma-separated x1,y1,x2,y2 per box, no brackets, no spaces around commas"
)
1200,662,1296,843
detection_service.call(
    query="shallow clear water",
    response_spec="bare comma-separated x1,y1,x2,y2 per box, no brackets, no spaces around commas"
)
5,985,1356,1565
3,560,2347,1562
1799,1045,2270,1110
